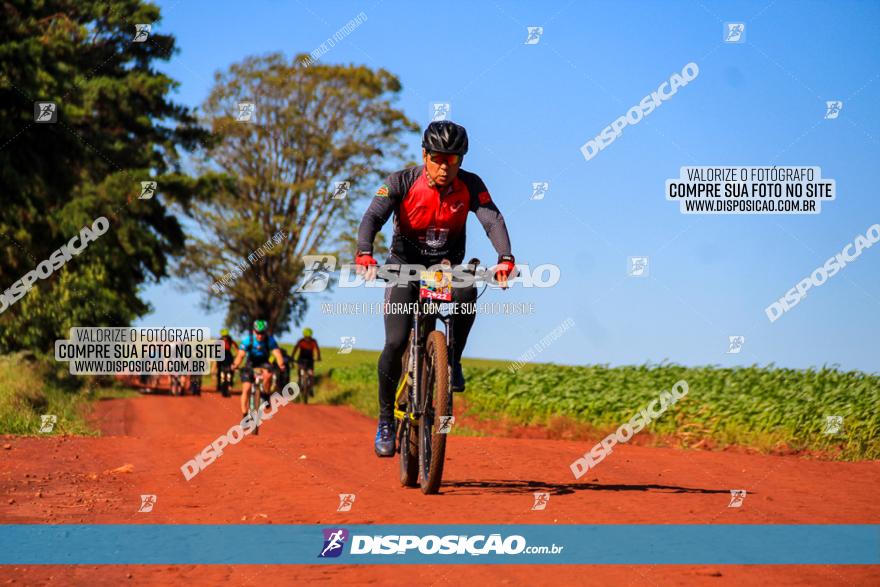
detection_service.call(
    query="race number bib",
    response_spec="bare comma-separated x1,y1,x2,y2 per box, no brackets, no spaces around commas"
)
419,270,453,301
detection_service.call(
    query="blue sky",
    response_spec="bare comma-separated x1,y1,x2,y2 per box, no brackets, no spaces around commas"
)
137,0,880,373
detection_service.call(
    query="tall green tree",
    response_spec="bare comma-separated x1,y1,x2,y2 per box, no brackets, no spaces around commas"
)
0,0,208,351
180,52,418,334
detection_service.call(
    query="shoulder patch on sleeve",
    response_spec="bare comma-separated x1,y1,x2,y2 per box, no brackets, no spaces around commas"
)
478,191,492,205
375,184,389,197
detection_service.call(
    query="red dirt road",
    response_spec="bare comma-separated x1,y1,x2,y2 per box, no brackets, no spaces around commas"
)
2,392,879,585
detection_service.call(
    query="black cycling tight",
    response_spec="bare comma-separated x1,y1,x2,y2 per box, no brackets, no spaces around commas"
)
377,281,476,421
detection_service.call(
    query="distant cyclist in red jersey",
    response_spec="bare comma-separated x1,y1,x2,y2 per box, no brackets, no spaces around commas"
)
293,328,321,377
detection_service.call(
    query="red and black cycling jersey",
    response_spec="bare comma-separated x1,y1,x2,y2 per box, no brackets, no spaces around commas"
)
357,166,512,265
219,335,237,365
294,337,320,362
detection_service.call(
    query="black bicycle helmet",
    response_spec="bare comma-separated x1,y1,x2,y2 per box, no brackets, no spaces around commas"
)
422,120,469,155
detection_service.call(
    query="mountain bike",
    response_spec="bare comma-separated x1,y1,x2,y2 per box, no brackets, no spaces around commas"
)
297,362,314,404
396,258,486,494
246,366,275,436
169,374,183,396
189,374,202,396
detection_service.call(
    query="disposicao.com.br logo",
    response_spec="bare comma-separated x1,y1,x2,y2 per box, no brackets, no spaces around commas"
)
317,528,564,558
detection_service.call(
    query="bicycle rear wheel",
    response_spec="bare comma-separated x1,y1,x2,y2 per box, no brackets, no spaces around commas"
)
399,417,419,487
418,331,451,494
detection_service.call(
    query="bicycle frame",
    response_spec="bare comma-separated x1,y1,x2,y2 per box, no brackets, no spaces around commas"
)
247,366,275,428
394,300,455,424
251,367,275,400
298,364,313,392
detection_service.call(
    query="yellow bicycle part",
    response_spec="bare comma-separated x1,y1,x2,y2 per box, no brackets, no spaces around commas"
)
393,372,417,421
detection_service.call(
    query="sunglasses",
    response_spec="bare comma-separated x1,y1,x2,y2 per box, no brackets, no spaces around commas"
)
428,152,461,166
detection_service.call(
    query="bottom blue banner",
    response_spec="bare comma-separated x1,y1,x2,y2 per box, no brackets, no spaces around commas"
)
0,525,877,564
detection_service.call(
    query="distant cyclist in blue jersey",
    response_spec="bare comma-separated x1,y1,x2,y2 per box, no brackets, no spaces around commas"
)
230,319,286,419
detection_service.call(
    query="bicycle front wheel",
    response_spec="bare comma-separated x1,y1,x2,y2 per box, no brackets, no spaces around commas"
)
249,383,261,435
418,330,451,494
299,370,309,404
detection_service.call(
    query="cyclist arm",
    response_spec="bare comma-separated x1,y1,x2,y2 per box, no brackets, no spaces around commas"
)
356,176,403,255
268,336,284,369
315,342,321,361
230,348,246,370
468,175,512,258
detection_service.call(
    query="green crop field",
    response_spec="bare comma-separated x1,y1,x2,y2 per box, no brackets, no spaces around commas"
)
309,349,880,460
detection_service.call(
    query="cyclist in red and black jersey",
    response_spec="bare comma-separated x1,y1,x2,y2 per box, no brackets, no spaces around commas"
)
293,328,321,375
356,121,516,457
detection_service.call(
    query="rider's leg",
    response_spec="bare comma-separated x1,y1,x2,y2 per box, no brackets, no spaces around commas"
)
377,282,417,421
261,370,272,398
241,381,252,416
450,283,477,390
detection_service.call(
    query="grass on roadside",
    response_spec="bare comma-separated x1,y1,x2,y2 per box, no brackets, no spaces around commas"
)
0,352,135,436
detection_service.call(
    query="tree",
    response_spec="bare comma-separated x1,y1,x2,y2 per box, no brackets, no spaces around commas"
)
179,52,418,334
0,0,208,351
